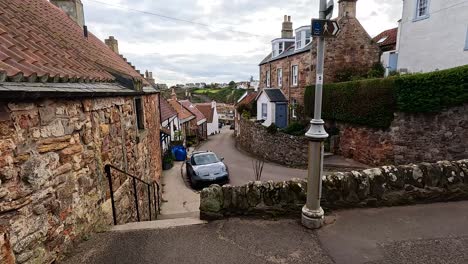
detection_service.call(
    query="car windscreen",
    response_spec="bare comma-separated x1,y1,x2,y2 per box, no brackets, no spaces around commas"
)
193,154,219,165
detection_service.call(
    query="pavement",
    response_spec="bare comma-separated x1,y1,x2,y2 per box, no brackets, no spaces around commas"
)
159,159,200,218
61,201,468,264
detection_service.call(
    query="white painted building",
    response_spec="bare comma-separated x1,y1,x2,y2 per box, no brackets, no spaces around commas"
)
256,89,288,128
195,101,220,136
397,0,468,73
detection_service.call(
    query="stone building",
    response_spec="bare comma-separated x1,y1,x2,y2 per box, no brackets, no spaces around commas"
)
0,0,162,263
259,0,381,118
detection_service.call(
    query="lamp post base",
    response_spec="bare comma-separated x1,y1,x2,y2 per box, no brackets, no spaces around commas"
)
301,206,324,229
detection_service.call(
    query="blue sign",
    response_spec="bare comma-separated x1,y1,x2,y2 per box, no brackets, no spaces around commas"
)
311,19,340,38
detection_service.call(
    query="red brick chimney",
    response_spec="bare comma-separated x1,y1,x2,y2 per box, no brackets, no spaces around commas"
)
338,0,357,18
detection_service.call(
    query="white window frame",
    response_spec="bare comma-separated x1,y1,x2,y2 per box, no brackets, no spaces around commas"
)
291,99,297,118
266,70,271,87
261,103,268,119
465,26,468,51
277,68,283,87
414,0,430,20
291,65,299,87
295,33,302,49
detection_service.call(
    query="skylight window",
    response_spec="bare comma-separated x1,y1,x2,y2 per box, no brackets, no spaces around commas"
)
377,36,388,44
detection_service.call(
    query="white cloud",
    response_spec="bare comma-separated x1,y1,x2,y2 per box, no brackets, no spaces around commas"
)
82,0,402,85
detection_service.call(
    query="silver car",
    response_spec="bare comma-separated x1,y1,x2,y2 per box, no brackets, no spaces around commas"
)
186,151,229,188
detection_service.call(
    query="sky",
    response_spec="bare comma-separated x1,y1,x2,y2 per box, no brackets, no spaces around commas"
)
81,0,403,86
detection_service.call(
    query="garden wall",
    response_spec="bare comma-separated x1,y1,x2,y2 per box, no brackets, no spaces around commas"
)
236,118,309,168
200,159,468,219
0,95,162,263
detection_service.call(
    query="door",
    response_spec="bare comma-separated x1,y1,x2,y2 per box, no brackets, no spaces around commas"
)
275,103,287,128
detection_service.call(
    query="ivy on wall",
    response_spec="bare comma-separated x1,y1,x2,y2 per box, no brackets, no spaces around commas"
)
304,65,468,128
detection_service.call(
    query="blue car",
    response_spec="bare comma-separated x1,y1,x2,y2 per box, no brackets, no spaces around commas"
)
186,151,229,188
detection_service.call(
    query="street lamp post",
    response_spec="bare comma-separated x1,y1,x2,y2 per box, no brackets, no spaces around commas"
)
302,0,329,229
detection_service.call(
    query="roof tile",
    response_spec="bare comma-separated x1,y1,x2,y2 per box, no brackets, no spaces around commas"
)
0,0,146,84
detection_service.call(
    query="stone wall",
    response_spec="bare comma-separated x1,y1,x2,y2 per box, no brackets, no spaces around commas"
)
200,159,468,219
237,104,467,168
333,104,468,166
0,94,162,263
236,118,309,168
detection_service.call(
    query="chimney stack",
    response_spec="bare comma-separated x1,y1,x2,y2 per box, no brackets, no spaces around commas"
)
338,0,357,18
145,70,156,85
281,15,293,38
171,88,177,100
51,0,85,28
105,36,119,54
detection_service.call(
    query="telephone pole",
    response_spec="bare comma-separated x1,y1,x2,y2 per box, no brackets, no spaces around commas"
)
302,0,329,229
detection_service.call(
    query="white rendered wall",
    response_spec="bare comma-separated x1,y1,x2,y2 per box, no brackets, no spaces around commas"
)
397,0,468,73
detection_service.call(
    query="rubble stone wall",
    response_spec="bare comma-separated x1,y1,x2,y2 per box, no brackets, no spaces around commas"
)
0,94,162,264
333,104,468,166
237,104,467,167
200,160,468,219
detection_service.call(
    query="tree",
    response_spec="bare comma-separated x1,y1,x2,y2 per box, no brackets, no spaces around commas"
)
228,81,236,88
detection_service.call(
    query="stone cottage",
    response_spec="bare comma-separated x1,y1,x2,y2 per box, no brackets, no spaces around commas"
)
259,0,381,119
0,0,162,263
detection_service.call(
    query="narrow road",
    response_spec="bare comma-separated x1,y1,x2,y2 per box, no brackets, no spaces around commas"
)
197,126,307,186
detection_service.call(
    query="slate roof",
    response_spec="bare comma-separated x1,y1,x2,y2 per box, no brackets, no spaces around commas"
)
167,99,195,123
0,0,149,87
160,98,177,122
262,89,288,102
373,28,398,51
195,104,214,123
180,100,206,124
259,41,313,65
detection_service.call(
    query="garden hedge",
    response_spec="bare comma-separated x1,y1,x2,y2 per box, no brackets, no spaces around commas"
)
304,65,468,128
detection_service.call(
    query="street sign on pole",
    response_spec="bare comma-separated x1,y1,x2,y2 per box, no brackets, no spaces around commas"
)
325,0,334,19
311,19,340,38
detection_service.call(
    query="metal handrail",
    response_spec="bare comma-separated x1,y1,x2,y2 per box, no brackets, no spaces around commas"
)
105,164,161,225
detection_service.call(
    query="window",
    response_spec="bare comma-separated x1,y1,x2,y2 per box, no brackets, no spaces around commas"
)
305,29,312,45
277,68,283,87
465,26,468,51
291,65,299,86
134,98,145,130
266,70,271,87
291,99,297,118
261,103,268,119
416,0,429,19
295,33,302,49
279,42,284,54
377,36,388,44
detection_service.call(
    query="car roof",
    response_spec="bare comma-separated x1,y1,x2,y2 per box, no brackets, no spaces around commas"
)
192,151,215,156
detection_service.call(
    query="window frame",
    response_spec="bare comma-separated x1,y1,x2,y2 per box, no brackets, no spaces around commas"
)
414,0,430,21
465,26,468,51
266,70,271,88
277,68,283,87
134,97,145,130
261,103,268,119
291,65,299,87
291,99,297,118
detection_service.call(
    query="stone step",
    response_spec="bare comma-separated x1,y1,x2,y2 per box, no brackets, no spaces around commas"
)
111,217,206,232
157,211,200,220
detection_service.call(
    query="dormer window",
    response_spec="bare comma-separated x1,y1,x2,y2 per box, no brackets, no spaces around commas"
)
271,39,294,58
295,26,312,51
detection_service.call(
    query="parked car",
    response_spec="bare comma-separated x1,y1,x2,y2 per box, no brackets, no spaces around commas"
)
230,123,235,130
186,151,229,188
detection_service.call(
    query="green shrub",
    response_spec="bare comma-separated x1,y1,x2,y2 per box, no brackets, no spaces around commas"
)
304,78,396,128
395,65,468,112
282,122,307,136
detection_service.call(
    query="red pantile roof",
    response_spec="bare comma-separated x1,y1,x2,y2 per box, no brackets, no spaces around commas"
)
373,28,398,51
237,92,258,106
167,99,194,122
180,100,206,124
0,0,147,84
195,104,214,123
160,98,177,122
